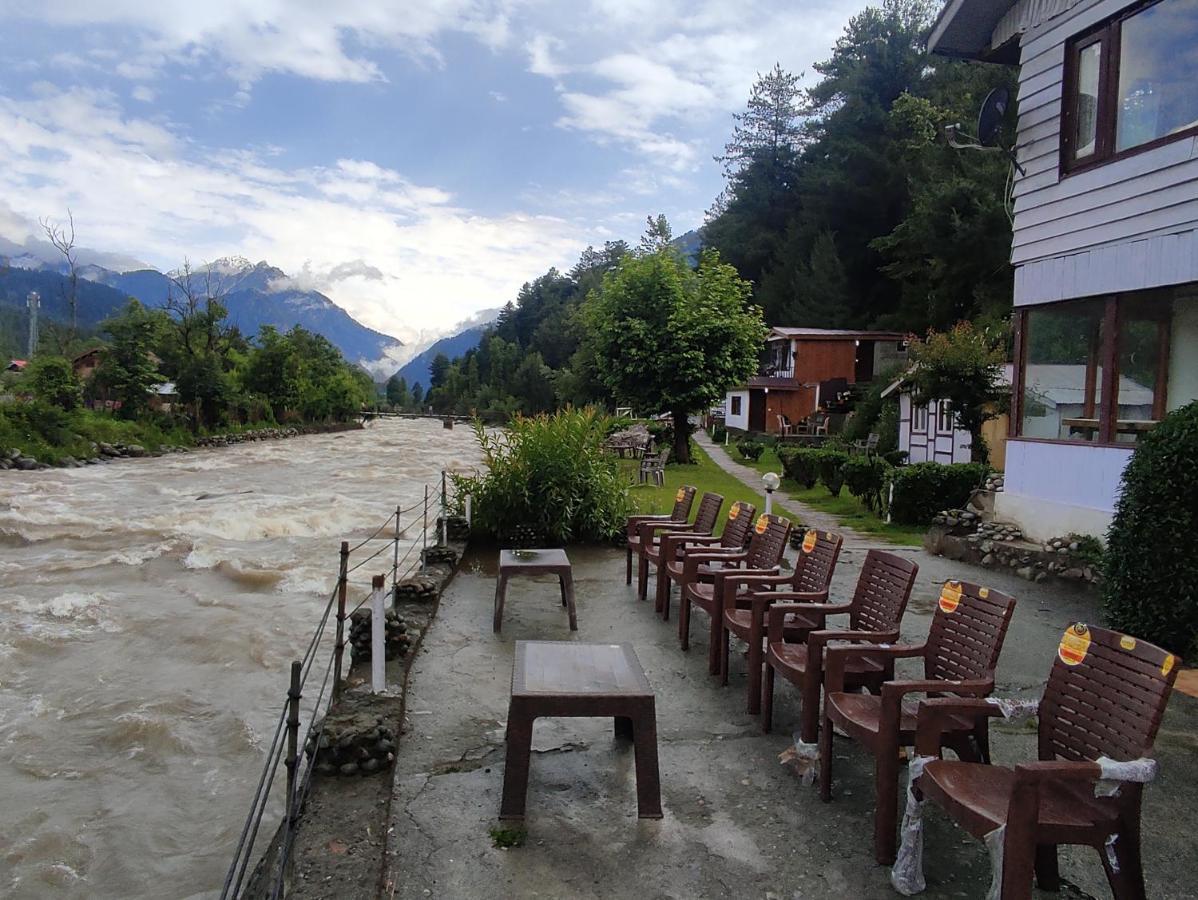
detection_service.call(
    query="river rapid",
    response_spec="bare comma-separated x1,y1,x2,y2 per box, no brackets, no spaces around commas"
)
0,420,485,898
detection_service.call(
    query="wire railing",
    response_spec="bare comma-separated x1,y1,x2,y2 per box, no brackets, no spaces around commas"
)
220,473,460,899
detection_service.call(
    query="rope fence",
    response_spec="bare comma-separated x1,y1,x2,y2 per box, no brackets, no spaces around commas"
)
219,471,463,899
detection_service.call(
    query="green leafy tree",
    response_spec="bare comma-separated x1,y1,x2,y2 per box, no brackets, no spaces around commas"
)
27,356,82,410
907,321,1006,464
410,382,424,408
386,373,410,408
586,237,765,463
94,301,166,418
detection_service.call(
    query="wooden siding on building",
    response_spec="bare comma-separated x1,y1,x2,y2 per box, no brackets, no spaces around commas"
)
1006,0,1198,305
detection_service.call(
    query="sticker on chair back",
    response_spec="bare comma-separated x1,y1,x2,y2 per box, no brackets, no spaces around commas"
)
1119,635,1137,651
728,505,740,520
802,530,817,553
1058,624,1091,666
675,488,686,502
1162,654,1176,677
938,581,962,613
755,515,768,534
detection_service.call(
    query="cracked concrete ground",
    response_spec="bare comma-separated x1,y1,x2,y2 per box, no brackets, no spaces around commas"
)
382,543,1198,900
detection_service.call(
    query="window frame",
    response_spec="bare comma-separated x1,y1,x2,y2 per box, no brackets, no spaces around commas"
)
936,400,955,434
730,395,742,416
912,401,928,433
1060,0,1198,175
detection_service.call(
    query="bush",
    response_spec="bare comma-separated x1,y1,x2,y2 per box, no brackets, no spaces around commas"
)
886,461,988,525
816,449,848,497
882,449,909,467
450,407,632,546
1103,402,1198,657
27,357,82,411
778,447,820,489
736,438,764,461
842,455,892,511
710,423,727,444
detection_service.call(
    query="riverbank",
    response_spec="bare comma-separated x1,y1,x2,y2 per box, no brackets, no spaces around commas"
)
0,411,364,471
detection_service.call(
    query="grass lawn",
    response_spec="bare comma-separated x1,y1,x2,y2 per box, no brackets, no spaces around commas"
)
728,444,926,547
627,444,767,535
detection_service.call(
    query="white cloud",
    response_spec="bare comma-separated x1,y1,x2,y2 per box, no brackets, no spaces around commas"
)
0,86,593,336
526,33,568,78
131,85,156,103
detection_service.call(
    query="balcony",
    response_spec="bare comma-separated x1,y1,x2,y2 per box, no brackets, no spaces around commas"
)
747,362,799,389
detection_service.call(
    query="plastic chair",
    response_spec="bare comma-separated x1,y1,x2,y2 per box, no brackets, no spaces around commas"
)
624,485,694,585
655,501,757,621
635,492,724,602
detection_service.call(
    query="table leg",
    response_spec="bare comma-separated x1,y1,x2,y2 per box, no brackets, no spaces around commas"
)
499,712,534,819
614,715,633,740
632,704,662,818
493,573,508,633
562,572,577,631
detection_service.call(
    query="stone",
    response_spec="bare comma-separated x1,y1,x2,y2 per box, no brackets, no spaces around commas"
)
15,457,38,470
1069,542,1080,552
339,762,359,777
1034,571,1049,583
981,553,995,567
1062,568,1084,580
1016,566,1036,580
360,757,381,774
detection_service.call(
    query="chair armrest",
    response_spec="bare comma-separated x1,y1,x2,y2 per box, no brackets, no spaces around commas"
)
717,568,782,612
766,602,844,643
913,698,1006,757
626,513,673,537
1013,760,1102,785
878,676,993,724
638,521,694,542
769,595,849,610
683,550,744,582
823,643,927,694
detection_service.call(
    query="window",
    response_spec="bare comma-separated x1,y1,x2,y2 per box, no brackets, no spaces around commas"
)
912,401,928,433
936,400,955,433
730,395,742,416
1015,287,1196,444
1062,0,1198,171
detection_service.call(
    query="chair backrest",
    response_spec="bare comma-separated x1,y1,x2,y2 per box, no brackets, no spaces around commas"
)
668,485,696,520
745,514,792,569
790,529,844,593
866,433,879,449
720,501,757,548
923,581,1017,682
1038,624,1180,763
849,550,919,633
692,492,724,535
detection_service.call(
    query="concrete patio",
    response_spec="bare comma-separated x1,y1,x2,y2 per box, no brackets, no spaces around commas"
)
382,542,1198,899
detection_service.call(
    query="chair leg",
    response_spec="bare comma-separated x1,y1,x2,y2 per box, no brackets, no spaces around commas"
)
762,663,775,733
625,545,632,585
1101,825,1146,900
818,711,833,802
707,613,721,676
799,672,820,745
746,637,763,715
678,595,690,650
637,556,649,601
873,739,900,865
719,624,730,686
1034,844,1060,892
655,569,667,618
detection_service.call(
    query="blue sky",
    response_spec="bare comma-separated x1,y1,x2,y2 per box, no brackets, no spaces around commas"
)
0,0,869,342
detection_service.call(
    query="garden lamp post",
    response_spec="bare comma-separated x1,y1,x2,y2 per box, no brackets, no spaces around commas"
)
762,471,780,515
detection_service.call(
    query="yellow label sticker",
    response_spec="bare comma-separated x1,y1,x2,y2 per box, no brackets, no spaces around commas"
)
675,488,686,502
938,581,962,614
1058,624,1091,667
1162,654,1176,677
728,505,740,521
1120,635,1137,651
755,515,769,534
802,530,817,553
978,587,990,599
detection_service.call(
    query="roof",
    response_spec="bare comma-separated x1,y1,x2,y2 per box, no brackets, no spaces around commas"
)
7,359,28,369
879,363,1014,399
73,347,103,363
927,0,1019,61
767,327,911,342
151,382,178,395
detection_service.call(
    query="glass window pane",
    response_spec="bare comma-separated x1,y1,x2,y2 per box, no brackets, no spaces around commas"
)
1116,0,1198,151
1075,41,1102,158
1021,299,1105,441
1114,291,1171,443
1167,291,1198,412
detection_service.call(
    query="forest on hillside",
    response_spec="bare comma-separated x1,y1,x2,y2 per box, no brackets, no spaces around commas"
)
412,0,1017,418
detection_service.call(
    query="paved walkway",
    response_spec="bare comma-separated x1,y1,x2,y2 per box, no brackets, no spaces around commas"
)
381,542,1198,899
694,431,880,549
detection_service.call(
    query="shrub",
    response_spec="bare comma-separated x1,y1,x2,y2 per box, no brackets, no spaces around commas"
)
842,455,892,511
1103,402,1198,657
882,449,909,467
710,423,727,444
736,438,764,461
886,461,988,525
778,447,820,489
450,407,632,546
27,357,82,411
816,449,848,497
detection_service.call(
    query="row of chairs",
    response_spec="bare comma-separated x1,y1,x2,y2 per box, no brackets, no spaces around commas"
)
623,485,1181,899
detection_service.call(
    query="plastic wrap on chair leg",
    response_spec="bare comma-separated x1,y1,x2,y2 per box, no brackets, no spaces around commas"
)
984,697,1040,723
890,754,935,895
983,825,1006,900
779,732,820,785
1094,755,1158,797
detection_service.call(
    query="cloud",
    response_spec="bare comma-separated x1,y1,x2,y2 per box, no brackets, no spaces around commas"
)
0,86,593,336
526,33,568,78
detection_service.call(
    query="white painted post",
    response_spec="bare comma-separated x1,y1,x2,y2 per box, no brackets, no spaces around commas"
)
370,574,385,693
464,494,473,528
765,490,773,516
886,482,894,524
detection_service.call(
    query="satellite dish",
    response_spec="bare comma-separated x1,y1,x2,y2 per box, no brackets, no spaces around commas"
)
976,87,1009,147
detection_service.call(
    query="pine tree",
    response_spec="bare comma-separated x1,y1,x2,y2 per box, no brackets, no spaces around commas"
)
715,63,806,178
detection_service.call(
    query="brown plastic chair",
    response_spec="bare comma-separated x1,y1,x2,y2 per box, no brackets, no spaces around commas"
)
625,485,695,585
635,492,724,602
654,500,756,621
717,529,845,714
910,624,1181,899
679,513,793,676
762,549,918,743
820,580,1017,864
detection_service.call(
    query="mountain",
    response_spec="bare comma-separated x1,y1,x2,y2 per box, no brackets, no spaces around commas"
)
671,228,703,266
395,324,490,390
0,264,134,327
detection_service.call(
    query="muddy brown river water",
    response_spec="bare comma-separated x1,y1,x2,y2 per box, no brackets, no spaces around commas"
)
0,420,484,898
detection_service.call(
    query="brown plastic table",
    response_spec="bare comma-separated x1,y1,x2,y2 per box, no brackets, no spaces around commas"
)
493,549,577,633
499,640,662,820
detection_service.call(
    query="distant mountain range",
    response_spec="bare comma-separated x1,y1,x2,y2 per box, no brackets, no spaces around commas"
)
395,322,493,390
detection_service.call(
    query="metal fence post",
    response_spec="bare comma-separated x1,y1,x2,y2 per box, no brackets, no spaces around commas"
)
440,470,448,547
333,542,349,703
391,504,401,588
370,574,386,693
421,485,429,573
284,661,302,824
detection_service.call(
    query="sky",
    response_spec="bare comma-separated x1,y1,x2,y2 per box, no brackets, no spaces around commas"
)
0,0,871,343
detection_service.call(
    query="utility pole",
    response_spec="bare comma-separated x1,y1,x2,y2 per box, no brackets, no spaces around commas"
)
26,291,39,358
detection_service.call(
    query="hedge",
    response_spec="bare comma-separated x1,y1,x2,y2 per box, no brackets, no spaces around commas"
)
885,461,988,525
817,449,848,497
736,438,764,461
778,446,821,489
842,455,892,511
1103,401,1198,657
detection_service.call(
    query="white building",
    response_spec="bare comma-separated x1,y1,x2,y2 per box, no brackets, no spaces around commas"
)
931,0,1198,541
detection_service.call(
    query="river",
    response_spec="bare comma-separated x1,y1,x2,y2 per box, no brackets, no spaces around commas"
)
0,419,485,899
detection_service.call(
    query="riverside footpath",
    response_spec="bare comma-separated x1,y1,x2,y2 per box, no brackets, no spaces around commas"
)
376,543,1198,898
